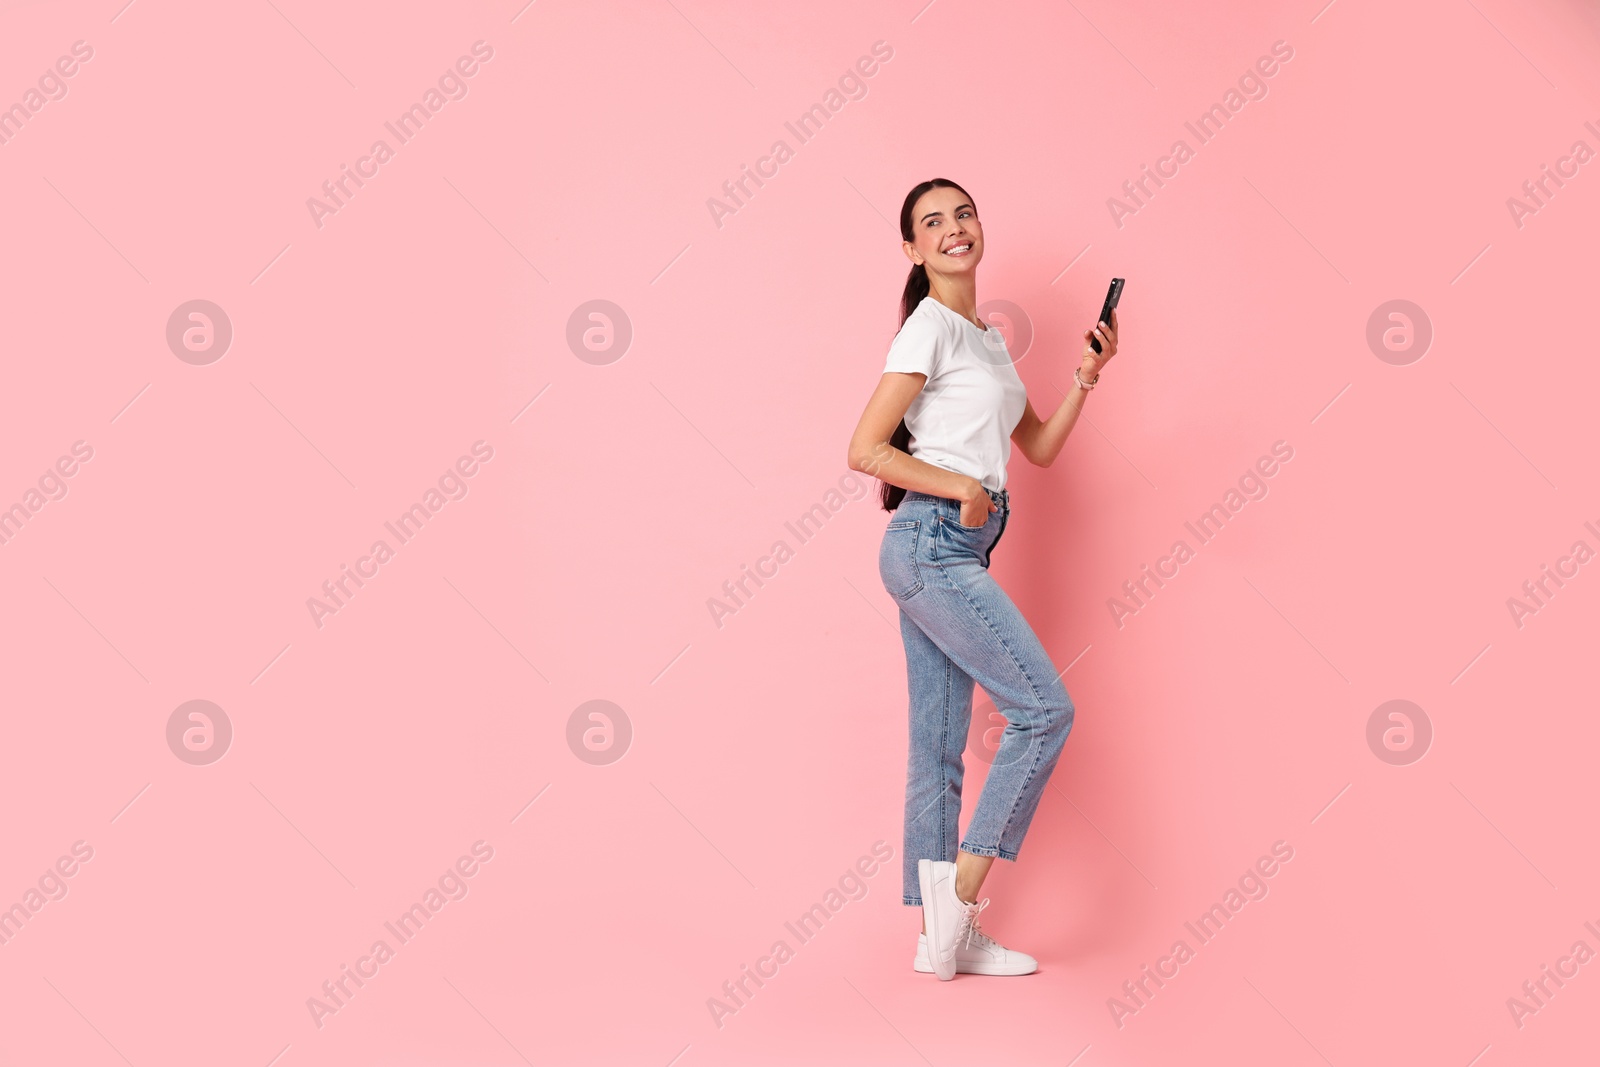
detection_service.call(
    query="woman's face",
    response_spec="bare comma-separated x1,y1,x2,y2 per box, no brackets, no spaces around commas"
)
905,187,982,275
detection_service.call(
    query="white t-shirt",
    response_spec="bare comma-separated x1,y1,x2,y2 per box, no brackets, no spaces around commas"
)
882,295,1028,492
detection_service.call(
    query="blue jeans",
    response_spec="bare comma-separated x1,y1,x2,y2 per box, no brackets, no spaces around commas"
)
878,488,1075,906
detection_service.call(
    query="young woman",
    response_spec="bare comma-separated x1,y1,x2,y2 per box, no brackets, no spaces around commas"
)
846,178,1119,980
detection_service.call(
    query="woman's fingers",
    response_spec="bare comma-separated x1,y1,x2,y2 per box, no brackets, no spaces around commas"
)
1097,321,1117,358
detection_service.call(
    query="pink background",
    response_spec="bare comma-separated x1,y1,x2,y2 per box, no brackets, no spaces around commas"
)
3,0,1599,1064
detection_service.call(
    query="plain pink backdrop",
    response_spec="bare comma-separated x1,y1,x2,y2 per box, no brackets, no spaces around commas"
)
3,0,1599,1064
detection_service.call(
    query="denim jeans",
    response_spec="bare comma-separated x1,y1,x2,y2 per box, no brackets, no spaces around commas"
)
878,488,1075,906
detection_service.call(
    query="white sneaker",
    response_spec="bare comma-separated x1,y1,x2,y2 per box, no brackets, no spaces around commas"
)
917,858,981,981
913,924,1039,976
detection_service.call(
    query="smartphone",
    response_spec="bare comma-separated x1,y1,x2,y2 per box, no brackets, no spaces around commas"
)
1089,277,1125,354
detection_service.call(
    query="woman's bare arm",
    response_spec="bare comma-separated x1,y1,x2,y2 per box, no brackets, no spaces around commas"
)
1011,308,1119,467
1010,390,1087,468
847,372,985,504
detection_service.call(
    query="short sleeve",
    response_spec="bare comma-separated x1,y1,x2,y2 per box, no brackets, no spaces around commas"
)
882,312,941,378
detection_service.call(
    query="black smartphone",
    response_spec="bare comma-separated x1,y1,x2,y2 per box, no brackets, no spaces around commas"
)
1089,277,1124,354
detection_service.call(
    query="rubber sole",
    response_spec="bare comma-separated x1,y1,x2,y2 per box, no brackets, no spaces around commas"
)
913,955,1039,976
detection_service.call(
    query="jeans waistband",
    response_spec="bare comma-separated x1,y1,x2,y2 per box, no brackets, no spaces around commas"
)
905,486,1008,508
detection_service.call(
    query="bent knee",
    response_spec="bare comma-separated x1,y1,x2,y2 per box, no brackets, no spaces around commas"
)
1049,686,1075,735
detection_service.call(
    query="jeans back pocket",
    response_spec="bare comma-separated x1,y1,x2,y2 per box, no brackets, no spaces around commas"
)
879,519,924,600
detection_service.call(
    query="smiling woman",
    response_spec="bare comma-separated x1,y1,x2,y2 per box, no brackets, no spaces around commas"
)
846,177,1124,982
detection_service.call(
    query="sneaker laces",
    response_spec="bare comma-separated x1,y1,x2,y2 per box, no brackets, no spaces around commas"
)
955,897,991,950
964,920,1000,950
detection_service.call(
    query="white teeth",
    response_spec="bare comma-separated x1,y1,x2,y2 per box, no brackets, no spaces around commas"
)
946,243,971,255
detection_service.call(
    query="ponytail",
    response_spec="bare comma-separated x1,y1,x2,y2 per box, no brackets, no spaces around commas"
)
877,178,974,512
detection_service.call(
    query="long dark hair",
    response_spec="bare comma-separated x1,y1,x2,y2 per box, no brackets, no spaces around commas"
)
879,178,977,512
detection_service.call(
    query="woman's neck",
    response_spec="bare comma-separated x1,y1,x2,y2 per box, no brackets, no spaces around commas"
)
928,276,981,328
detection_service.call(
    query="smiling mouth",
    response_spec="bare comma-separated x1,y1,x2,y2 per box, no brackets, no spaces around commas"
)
943,242,973,258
